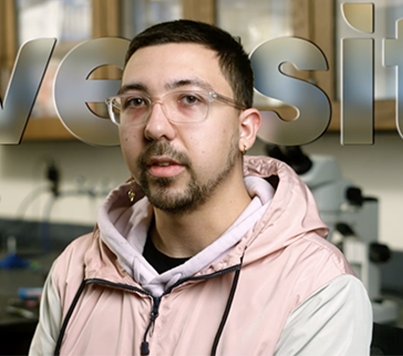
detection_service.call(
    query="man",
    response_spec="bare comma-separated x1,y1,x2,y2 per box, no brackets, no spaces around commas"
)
29,20,372,355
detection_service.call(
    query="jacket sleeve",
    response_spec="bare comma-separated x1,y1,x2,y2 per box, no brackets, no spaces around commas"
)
274,274,373,356
28,265,62,356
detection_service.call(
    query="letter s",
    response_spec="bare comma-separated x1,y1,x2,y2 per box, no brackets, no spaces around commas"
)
250,37,330,146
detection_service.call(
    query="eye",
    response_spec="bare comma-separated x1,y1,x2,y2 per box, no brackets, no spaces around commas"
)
178,93,205,106
183,95,199,104
121,96,148,110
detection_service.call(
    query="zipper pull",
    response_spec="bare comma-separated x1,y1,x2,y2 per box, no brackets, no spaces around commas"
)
140,296,161,356
140,341,150,356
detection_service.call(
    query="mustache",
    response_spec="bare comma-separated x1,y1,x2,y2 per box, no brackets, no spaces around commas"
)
137,141,191,169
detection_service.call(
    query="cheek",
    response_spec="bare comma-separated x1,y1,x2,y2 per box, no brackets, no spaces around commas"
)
186,126,234,166
119,129,143,169
186,131,221,158
119,126,143,147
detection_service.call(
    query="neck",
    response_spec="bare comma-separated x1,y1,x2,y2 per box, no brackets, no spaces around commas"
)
150,176,251,258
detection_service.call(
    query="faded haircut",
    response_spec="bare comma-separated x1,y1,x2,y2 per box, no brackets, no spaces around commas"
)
124,19,254,108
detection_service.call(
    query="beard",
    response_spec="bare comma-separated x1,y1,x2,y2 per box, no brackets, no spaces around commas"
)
137,138,239,215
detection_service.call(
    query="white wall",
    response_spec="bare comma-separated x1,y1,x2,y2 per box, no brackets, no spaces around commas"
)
0,141,129,226
0,131,402,250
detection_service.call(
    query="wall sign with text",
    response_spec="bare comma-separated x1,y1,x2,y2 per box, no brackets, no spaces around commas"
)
0,2,401,147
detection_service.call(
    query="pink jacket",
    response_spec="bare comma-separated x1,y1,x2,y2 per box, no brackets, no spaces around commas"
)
29,156,372,356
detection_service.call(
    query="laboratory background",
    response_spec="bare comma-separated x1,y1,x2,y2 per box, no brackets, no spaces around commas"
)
0,0,402,355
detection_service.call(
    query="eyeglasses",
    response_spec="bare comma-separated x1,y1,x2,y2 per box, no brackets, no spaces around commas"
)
105,90,246,126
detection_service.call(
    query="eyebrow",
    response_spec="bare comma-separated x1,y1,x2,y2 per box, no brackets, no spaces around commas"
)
117,83,148,95
165,79,214,92
117,78,214,96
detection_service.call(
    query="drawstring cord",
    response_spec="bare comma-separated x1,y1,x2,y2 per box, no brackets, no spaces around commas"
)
54,280,87,356
211,256,244,356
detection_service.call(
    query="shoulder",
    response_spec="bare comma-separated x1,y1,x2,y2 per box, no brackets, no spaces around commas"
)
295,233,357,296
53,232,94,274
267,231,355,287
50,232,97,303
300,232,354,274
275,274,372,355
265,232,357,309
294,274,370,314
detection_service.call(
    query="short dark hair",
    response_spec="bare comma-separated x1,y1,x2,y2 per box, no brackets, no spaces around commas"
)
125,20,254,108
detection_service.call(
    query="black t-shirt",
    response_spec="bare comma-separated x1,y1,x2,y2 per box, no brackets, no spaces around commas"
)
143,236,190,274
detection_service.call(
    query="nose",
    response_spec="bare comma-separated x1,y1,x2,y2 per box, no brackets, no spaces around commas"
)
144,102,176,141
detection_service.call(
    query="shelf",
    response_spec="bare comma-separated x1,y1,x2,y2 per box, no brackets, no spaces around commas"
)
22,118,75,142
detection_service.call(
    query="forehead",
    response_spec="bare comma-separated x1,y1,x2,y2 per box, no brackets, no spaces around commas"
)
121,43,232,94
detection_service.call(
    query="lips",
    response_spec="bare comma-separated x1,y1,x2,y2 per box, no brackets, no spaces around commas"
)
147,156,185,178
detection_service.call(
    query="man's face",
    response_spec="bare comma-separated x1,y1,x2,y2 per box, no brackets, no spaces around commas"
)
119,43,243,214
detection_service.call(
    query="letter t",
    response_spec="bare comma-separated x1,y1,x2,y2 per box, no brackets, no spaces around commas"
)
384,18,403,139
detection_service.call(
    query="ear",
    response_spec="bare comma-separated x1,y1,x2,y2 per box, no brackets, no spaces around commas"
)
238,108,261,152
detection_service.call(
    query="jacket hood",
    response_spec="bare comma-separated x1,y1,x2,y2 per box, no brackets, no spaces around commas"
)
93,155,328,294
240,156,329,265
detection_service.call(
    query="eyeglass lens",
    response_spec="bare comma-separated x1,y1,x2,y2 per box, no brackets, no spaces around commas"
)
110,91,211,125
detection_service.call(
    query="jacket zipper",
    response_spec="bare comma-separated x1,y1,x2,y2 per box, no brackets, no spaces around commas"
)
139,264,242,355
55,264,241,356
82,279,162,355
140,296,161,355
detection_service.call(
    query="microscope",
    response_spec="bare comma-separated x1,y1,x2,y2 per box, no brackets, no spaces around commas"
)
266,145,398,324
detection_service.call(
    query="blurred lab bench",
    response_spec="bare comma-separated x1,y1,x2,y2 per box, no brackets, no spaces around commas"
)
0,253,56,355
0,219,92,355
